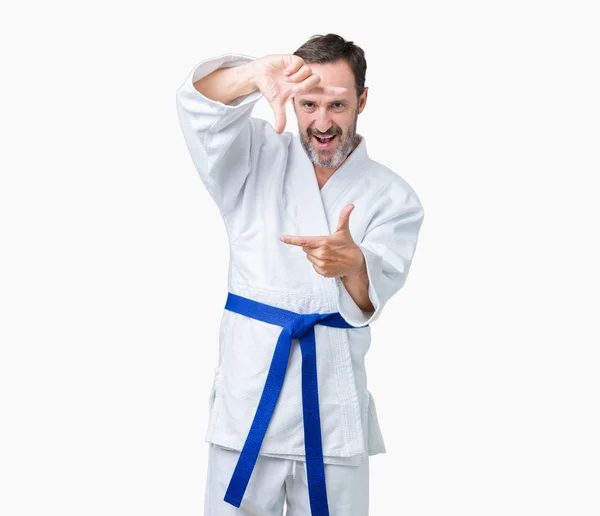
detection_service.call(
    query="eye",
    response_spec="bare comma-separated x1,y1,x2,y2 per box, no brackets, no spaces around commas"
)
302,102,315,109
332,102,345,108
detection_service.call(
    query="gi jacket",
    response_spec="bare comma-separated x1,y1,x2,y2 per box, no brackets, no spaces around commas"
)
175,54,424,466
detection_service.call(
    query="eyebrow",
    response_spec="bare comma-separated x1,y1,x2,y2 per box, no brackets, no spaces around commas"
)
298,99,348,105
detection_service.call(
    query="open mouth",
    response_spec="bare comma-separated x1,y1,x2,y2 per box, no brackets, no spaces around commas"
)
313,134,338,149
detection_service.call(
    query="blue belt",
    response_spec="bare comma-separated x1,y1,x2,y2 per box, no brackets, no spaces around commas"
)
222,292,368,515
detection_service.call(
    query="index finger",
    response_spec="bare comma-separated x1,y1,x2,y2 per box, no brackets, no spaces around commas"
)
321,85,349,96
280,235,322,247
303,85,349,96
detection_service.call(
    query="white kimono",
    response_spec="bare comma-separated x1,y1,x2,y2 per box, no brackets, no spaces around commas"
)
175,54,424,467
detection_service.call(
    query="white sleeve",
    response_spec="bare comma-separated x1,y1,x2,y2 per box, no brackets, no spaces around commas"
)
175,53,265,217
336,179,425,327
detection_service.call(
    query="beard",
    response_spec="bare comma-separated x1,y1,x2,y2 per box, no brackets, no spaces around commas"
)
298,110,360,169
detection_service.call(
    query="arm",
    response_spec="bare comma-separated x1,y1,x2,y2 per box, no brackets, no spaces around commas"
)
176,53,347,217
193,61,258,105
341,264,375,313
336,180,425,327
175,54,265,217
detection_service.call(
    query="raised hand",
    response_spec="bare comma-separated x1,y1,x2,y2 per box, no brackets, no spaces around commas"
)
252,54,348,134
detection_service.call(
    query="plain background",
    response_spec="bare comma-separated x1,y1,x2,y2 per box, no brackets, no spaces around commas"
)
1,0,599,514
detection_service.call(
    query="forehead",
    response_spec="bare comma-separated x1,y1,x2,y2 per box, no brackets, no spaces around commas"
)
296,59,355,100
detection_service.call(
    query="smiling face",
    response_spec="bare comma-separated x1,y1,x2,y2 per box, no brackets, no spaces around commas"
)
293,59,368,169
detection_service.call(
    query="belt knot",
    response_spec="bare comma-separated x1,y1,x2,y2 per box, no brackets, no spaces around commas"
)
290,313,325,340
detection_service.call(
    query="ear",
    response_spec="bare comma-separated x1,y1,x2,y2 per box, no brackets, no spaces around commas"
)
357,86,368,114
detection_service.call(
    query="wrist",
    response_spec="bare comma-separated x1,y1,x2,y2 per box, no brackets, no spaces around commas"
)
343,247,367,280
241,60,260,93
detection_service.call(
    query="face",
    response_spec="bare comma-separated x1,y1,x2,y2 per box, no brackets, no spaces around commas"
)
293,59,368,169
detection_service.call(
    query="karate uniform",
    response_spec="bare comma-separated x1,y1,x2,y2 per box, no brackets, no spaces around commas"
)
176,54,424,514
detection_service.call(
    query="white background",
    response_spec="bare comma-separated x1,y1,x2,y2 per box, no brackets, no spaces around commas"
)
1,0,599,514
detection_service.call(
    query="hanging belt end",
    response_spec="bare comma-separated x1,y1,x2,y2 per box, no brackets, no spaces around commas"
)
224,494,242,507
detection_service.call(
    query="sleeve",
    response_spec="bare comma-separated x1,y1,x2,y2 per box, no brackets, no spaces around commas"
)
175,53,265,217
335,180,425,327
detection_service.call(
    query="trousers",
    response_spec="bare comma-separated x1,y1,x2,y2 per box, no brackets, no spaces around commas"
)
204,444,370,515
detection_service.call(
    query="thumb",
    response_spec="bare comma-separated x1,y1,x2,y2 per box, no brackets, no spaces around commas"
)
272,98,287,134
335,203,355,233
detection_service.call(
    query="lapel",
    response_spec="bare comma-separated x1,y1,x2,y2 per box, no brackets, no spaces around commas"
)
319,135,370,214
287,133,371,234
286,135,331,237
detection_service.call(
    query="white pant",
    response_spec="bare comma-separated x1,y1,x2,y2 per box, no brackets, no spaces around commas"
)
204,444,370,515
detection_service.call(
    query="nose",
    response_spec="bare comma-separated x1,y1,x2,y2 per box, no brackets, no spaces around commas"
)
312,108,334,134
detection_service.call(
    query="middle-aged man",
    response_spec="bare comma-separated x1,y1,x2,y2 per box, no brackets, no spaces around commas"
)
176,33,425,516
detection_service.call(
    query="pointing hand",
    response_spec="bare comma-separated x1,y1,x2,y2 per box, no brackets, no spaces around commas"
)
279,204,365,278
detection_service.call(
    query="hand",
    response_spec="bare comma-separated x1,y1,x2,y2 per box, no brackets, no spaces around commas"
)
279,204,365,278
252,55,348,134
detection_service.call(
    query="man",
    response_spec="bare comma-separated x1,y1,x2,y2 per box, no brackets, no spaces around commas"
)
176,33,424,516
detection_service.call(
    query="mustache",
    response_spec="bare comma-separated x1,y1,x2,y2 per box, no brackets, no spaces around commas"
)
309,129,341,137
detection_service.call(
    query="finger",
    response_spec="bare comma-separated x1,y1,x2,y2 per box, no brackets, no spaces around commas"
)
285,64,311,83
271,99,287,134
293,79,348,97
321,85,349,96
302,246,321,256
283,56,303,76
280,235,321,247
291,74,321,94
305,254,326,268
302,247,328,261
335,203,355,233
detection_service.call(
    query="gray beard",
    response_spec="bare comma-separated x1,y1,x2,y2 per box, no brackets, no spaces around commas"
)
299,111,360,169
